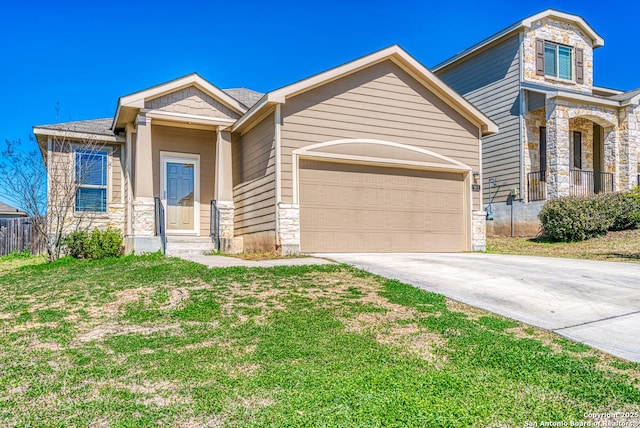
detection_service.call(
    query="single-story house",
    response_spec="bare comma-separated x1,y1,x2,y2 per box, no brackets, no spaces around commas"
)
0,201,28,219
33,45,497,255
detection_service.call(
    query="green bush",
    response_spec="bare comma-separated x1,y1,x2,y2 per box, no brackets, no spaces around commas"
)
64,231,89,258
539,196,611,242
628,186,640,224
87,228,123,259
64,228,123,259
539,188,640,242
597,192,640,231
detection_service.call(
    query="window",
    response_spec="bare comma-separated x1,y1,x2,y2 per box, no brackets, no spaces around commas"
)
75,149,107,212
544,42,573,80
535,39,583,83
570,131,582,170
539,126,547,174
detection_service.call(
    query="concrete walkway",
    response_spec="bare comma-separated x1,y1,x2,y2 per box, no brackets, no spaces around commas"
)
316,253,640,362
177,253,334,268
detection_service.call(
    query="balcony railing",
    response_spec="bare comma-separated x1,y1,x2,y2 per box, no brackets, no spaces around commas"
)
528,170,614,201
569,170,613,197
527,170,546,202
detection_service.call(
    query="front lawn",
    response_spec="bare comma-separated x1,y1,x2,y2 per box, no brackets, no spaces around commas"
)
0,254,639,426
487,229,640,263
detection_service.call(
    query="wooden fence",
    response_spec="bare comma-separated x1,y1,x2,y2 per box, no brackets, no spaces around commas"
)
0,218,46,256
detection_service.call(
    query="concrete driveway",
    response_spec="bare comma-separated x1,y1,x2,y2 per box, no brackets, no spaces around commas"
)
316,253,640,362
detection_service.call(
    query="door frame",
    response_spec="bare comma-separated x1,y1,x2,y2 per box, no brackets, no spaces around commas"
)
160,151,200,235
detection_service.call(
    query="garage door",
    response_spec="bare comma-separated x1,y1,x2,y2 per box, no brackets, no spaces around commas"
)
299,159,467,252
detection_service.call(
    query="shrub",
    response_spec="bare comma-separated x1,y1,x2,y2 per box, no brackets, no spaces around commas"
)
597,192,640,231
86,228,123,259
64,228,123,259
64,231,89,258
539,196,611,242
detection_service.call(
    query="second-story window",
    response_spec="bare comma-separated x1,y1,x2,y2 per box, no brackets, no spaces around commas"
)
544,42,573,80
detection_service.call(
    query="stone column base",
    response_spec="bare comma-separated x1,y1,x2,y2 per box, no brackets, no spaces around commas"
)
472,210,487,252
132,199,156,237
214,201,243,253
278,203,300,255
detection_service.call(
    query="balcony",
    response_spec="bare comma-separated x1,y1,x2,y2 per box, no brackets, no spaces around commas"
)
527,170,614,202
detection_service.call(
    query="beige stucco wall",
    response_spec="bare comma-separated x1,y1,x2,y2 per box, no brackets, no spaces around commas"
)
280,60,482,210
522,16,595,92
150,125,216,236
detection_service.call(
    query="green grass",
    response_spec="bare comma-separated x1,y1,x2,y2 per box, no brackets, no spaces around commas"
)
0,254,638,426
487,229,640,263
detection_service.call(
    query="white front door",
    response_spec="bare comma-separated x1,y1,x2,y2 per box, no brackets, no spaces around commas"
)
161,154,200,234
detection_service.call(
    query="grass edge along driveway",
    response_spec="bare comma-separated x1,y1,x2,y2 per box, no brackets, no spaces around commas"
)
0,253,638,427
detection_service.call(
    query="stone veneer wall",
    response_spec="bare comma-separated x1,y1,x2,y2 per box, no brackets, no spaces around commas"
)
472,210,487,251
619,106,640,189
522,17,594,92
132,200,156,237
215,200,242,253
278,203,300,255
61,204,126,236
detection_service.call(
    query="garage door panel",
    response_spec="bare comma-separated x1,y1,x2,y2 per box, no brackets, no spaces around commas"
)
299,159,467,252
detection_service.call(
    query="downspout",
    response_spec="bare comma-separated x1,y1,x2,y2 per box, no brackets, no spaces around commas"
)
274,104,282,249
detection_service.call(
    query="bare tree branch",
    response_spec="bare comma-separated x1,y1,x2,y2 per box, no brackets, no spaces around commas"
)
0,135,106,261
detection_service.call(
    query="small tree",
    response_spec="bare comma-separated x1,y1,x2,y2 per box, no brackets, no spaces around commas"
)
0,135,106,261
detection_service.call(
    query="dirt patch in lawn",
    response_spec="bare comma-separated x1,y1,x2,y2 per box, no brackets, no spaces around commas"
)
76,323,182,343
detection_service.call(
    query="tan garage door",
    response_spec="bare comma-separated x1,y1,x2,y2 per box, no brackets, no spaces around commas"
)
299,159,467,252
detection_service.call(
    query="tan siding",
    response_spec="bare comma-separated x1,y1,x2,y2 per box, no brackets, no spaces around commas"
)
151,125,216,237
111,145,123,203
145,86,240,120
232,112,277,237
281,60,482,208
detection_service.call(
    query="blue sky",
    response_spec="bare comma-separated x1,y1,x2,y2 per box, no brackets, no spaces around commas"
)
1,0,638,149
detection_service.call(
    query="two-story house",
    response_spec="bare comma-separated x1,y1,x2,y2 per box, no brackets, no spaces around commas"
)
434,9,640,235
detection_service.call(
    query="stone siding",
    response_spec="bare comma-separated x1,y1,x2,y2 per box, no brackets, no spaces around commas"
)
278,203,300,255
472,210,487,251
523,17,594,92
132,200,156,237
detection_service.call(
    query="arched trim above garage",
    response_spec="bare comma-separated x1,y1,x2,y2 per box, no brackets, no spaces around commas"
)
291,138,472,204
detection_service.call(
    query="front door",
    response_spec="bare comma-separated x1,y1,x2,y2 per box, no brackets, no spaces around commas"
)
162,155,199,234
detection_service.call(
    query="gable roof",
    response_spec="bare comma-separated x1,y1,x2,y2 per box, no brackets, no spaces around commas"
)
0,201,27,217
34,118,115,137
112,73,248,129
233,45,498,136
433,9,604,72
33,118,123,146
223,88,264,109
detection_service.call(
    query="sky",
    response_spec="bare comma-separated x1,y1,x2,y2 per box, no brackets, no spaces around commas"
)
1,0,638,151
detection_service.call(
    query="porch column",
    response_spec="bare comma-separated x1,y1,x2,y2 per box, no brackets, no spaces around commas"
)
129,113,160,252
618,107,639,190
545,100,571,198
214,128,238,252
605,127,621,191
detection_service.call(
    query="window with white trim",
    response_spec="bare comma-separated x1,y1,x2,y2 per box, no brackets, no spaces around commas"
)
75,149,107,212
544,42,573,80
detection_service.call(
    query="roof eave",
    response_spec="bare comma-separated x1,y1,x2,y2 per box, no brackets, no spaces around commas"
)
434,9,604,72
